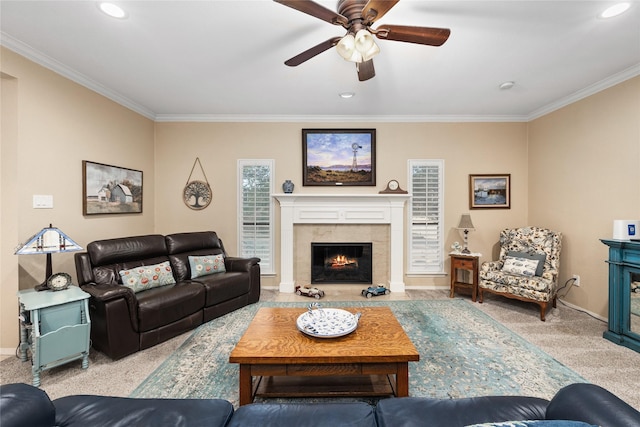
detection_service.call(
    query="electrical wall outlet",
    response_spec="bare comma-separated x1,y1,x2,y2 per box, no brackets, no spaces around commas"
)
572,274,581,287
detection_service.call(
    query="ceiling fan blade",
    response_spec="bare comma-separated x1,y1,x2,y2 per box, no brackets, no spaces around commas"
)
361,0,400,24
375,24,450,46
357,60,376,81
274,0,348,26
284,37,342,67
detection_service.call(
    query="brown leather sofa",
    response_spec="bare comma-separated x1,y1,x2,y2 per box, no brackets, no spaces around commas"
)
75,231,260,360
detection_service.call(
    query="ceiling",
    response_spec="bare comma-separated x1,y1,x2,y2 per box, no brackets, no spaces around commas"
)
1,1,639,122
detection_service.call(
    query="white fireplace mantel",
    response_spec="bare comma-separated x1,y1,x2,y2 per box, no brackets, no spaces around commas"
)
273,193,410,293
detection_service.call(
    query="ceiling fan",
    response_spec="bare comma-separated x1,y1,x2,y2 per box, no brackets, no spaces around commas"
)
274,0,450,81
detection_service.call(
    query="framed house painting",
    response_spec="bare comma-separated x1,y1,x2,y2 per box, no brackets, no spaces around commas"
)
302,129,376,186
469,174,511,209
83,160,143,215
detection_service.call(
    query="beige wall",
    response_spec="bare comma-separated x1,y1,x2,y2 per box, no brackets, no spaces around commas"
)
2,46,637,353
154,122,529,288
0,48,155,352
528,76,640,318
1,72,20,356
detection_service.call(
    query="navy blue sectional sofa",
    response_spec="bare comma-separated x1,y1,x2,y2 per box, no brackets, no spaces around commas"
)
2,382,639,427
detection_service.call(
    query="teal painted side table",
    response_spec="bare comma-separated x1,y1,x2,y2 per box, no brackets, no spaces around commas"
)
601,239,640,353
17,286,91,386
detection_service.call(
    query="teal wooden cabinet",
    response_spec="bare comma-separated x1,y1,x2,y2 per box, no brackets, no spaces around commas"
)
17,286,91,386
601,239,640,353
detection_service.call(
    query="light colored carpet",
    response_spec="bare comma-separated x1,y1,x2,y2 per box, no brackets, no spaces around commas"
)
1,288,638,410
473,292,640,411
130,299,585,406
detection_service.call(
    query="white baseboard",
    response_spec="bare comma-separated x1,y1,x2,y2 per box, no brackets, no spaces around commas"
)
404,285,448,291
558,298,607,322
264,284,450,292
0,347,16,357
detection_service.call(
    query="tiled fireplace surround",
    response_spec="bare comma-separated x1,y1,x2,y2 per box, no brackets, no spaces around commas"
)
274,194,410,294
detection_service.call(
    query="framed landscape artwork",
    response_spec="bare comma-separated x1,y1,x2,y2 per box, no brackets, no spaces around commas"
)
83,160,143,215
469,174,511,209
302,129,376,186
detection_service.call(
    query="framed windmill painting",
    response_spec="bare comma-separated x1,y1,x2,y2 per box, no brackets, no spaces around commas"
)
302,129,376,186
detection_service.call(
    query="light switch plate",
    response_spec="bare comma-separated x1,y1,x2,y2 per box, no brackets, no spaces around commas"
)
33,195,53,209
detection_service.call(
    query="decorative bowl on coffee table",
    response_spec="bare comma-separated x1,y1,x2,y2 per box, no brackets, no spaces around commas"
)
296,304,361,338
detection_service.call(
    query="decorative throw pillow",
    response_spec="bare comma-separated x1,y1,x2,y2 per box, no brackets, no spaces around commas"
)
502,256,539,277
465,421,597,427
507,250,546,276
119,261,176,293
189,254,226,279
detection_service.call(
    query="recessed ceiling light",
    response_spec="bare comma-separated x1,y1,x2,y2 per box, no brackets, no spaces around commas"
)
339,92,355,99
599,3,630,19
99,2,127,19
499,81,515,90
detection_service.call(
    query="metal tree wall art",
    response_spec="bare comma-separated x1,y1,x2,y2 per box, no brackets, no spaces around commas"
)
183,158,212,210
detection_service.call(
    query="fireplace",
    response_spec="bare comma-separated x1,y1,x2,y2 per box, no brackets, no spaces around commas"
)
273,193,410,293
311,243,372,284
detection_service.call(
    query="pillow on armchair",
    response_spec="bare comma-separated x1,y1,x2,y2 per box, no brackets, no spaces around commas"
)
501,256,539,277
507,251,546,276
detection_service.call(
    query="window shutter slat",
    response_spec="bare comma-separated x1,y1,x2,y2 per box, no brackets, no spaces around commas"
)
408,160,444,274
238,160,274,274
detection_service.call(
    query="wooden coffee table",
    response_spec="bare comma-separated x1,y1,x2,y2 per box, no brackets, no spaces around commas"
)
229,306,419,405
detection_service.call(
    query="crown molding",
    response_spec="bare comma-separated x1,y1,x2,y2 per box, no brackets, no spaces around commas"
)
153,114,529,123
1,32,156,120
526,63,640,121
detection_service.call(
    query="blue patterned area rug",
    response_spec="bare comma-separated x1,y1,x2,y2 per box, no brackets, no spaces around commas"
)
130,299,586,406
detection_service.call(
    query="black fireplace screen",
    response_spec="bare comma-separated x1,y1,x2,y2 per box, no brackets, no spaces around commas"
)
311,242,373,284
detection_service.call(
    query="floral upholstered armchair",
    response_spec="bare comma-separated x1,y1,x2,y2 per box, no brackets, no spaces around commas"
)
479,227,562,321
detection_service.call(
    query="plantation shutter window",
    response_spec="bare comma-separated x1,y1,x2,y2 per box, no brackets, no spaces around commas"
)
408,159,444,274
238,160,274,274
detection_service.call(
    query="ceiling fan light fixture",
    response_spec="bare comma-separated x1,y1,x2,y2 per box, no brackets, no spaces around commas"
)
336,34,357,60
274,0,449,79
350,50,364,63
337,30,380,63
361,42,380,62
354,29,375,52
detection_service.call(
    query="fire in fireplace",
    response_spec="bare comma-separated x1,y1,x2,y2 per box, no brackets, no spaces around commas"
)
311,243,373,284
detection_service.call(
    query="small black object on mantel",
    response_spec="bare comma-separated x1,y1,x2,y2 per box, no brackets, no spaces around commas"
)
379,179,408,194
